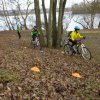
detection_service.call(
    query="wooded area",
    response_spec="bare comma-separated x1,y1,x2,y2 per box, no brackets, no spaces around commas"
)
0,1,100,99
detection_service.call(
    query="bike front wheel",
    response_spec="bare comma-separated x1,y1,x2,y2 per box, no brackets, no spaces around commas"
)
81,47,91,60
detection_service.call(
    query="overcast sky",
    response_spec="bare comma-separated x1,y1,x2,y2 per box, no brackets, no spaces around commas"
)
42,0,84,8
0,0,92,10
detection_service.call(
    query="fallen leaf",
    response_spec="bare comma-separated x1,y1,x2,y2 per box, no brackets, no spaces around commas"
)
64,63,68,66
72,73,82,78
31,66,40,72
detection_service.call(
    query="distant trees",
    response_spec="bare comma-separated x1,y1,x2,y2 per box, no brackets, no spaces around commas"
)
72,0,100,14
0,0,34,30
0,0,14,30
72,0,100,29
15,0,33,29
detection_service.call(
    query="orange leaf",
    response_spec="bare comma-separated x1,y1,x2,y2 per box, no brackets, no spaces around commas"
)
72,73,82,78
31,66,40,72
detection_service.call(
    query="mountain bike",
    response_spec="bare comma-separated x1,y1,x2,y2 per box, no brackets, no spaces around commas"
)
31,37,40,49
64,39,91,60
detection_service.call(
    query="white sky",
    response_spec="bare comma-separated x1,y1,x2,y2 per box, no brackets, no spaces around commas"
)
42,0,84,8
0,0,92,10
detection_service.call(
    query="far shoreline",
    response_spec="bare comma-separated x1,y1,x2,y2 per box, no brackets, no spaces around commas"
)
0,29,100,34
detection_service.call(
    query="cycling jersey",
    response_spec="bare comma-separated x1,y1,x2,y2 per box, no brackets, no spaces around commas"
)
69,31,83,41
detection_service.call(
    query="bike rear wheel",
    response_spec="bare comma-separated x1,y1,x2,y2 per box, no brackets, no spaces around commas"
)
64,44,73,56
81,47,91,60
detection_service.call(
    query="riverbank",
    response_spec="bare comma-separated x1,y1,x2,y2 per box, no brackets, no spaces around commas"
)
0,28,100,34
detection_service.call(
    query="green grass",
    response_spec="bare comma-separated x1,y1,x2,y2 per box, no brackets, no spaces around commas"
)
0,69,19,84
82,32,100,63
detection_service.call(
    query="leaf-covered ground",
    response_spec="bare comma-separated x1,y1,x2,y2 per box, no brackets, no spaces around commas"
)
0,30,100,100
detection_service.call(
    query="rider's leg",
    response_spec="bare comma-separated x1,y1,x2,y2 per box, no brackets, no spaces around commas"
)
69,39,75,48
17,31,21,39
32,35,35,41
70,40,77,53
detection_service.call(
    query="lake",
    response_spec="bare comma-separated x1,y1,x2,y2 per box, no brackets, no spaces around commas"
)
0,13,100,31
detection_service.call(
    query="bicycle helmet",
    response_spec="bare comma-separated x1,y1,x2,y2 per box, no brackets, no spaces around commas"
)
74,26,80,30
33,26,37,31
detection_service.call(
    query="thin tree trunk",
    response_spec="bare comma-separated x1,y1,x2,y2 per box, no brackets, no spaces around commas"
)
34,0,45,46
42,0,49,46
48,0,53,47
2,0,11,30
3,0,14,30
61,0,67,39
57,0,63,47
52,0,57,47
17,1,29,29
57,0,67,47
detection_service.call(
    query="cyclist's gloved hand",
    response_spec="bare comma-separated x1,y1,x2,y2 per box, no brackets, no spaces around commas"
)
83,36,86,39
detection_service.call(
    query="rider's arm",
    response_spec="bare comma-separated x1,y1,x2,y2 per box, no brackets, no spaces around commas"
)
77,33,84,38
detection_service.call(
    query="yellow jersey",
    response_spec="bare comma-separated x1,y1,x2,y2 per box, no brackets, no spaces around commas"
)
69,31,83,41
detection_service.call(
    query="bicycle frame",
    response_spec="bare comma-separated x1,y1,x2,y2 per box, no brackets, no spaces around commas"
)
64,38,91,60
31,37,40,47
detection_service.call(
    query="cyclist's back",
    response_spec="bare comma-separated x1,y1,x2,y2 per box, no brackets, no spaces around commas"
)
66,31,72,39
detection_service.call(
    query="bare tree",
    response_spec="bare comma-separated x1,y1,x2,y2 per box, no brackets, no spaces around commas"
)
48,0,53,47
57,0,67,47
42,0,49,46
34,0,67,47
15,0,33,29
4,0,15,30
52,0,57,47
34,0,45,46
73,0,99,29
1,0,12,30
64,13,74,30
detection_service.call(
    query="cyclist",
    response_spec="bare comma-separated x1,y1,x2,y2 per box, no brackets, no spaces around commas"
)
16,25,21,39
31,26,40,42
67,26,85,52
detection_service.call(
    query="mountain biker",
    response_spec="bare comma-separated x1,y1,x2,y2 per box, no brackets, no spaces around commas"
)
67,26,85,52
16,25,21,39
31,26,40,42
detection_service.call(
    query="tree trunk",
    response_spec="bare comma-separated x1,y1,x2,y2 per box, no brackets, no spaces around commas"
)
52,0,57,47
98,21,100,28
2,0,12,30
48,0,53,47
42,0,49,46
3,0,14,30
34,0,45,46
16,0,32,30
57,0,67,47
